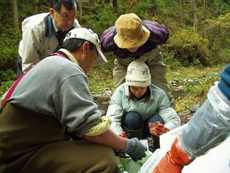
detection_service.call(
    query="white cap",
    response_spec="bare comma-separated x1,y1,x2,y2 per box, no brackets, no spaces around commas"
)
63,28,108,64
125,60,151,87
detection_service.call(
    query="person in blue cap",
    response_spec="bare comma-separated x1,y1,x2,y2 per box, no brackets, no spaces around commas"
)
153,64,230,173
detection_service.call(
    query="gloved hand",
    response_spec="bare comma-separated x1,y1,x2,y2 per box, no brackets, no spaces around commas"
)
149,123,170,137
153,138,193,173
122,137,147,162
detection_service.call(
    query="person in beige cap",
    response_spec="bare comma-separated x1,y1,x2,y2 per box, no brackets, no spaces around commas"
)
101,13,172,100
106,60,180,153
0,28,147,173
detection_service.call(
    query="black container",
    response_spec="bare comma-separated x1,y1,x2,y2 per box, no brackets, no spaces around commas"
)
147,135,155,152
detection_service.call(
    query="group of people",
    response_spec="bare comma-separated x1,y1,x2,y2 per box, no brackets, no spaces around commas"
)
0,0,229,172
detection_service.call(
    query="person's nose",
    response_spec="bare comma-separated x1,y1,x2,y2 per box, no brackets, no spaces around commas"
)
135,89,141,95
66,18,74,25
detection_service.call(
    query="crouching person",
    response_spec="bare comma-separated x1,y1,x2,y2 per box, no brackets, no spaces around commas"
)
106,60,181,152
0,28,147,173
153,64,230,173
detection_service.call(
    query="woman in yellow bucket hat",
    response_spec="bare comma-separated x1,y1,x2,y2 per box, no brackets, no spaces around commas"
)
101,13,172,100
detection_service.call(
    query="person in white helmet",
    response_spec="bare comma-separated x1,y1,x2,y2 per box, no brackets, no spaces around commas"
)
106,60,181,152
101,13,172,101
0,28,147,173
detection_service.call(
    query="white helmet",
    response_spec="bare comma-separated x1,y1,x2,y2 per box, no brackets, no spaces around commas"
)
125,60,151,87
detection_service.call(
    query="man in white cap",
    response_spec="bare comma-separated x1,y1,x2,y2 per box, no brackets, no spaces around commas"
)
101,13,172,100
0,28,147,173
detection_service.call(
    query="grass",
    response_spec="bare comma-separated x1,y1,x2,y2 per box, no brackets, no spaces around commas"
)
168,65,223,112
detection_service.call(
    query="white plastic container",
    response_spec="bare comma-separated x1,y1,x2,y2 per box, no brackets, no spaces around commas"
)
140,124,230,173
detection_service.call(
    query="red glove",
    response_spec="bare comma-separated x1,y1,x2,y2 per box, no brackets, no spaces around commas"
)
149,123,170,137
153,138,193,173
119,132,128,138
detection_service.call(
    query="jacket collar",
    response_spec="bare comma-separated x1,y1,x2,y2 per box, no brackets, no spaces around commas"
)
57,48,79,65
45,14,55,38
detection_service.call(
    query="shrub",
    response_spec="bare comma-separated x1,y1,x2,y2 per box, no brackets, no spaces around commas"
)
0,69,17,97
166,28,212,66
163,50,182,70
0,27,21,71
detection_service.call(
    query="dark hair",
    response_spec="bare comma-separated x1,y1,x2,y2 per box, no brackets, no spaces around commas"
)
50,0,78,11
128,86,151,102
60,38,96,52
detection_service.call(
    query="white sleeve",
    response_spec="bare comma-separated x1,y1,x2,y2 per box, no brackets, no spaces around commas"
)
106,104,124,135
21,26,41,72
159,107,181,130
106,87,125,135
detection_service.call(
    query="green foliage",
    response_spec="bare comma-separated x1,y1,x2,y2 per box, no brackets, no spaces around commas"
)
184,82,203,95
202,13,230,62
0,69,17,82
163,50,182,70
0,27,21,71
167,28,213,66
0,80,15,97
88,57,114,95
133,0,155,19
208,0,230,17
0,69,17,97
168,65,222,112
81,3,118,35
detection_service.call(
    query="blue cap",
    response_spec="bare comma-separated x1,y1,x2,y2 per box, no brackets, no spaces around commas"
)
218,65,230,101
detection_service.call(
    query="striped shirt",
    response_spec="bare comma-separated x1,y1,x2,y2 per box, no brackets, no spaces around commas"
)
100,20,169,59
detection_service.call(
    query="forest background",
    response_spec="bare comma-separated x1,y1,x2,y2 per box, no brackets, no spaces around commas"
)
0,0,229,116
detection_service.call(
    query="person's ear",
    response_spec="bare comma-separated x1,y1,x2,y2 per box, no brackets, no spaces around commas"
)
49,8,55,19
82,41,90,55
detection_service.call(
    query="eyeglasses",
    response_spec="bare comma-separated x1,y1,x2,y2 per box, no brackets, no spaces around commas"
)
55,11,76,22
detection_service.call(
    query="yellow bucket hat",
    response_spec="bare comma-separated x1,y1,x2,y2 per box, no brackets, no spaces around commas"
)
114,13,150,49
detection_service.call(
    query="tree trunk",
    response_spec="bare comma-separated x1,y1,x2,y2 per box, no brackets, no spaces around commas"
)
78,0,83,25
113,0,117,8
22,3,26,12
35,5,38,13
179,0,183,22
12,0,19,30
203,0,207,19
192,0,197,31
105,0,110,4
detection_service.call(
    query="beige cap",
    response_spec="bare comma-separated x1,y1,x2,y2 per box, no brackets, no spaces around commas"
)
114,13,150,49
64,28,108,64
